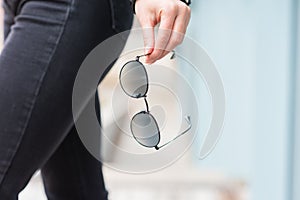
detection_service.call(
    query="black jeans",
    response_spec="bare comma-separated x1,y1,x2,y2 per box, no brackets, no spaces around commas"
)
0,0,132,199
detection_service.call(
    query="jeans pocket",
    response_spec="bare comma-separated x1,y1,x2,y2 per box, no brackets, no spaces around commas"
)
108,0,133,33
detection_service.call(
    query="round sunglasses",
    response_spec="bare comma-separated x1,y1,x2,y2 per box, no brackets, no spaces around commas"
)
119,52,192,150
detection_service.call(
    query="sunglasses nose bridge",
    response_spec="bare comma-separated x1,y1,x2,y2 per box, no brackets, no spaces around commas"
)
143,97,149,113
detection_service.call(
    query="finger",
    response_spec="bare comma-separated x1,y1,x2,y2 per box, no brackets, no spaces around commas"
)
146,11,176,63
135,0,156,55
158,7,190,59
141,24,155,55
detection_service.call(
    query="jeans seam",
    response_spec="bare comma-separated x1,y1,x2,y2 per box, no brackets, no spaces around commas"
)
108,0,133,34
0,0,74,188
108,0,117,32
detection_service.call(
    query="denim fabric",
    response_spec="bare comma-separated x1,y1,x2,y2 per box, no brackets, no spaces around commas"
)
0,0,133,199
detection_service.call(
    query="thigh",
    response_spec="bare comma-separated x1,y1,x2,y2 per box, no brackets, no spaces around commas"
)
41,126,108,200
0,1,75,197
0,0,132,198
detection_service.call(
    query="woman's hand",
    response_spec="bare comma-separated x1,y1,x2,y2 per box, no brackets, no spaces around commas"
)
135,0,191,64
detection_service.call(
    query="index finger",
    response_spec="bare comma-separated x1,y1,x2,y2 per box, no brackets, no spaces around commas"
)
146,12,175,63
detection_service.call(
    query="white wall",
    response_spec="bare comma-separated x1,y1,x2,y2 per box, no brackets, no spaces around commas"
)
186,1,294,200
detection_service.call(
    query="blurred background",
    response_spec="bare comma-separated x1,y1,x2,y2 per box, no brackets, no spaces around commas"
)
1,0,299,200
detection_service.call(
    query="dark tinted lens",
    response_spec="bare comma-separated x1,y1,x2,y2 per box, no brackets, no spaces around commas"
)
120,61,148,98
131,112,160,148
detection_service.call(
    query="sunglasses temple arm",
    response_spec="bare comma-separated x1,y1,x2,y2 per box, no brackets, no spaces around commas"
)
155,116,192,150
136,53,151,61
136,50,175,61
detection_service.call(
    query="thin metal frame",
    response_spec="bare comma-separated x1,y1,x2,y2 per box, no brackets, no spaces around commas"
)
119,52,192,150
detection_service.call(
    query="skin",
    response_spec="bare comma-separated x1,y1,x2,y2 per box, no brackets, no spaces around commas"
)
135,0,191,64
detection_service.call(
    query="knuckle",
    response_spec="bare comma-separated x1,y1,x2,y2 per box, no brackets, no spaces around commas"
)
186,6,191,16
178,2,191,16
140,18,155,28
163,3,178,14
177,1,185,9
174,37,183,45
181,4,191,15
174,36,184,45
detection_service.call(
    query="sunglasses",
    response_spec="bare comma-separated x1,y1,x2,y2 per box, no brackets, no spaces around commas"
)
119,52,192,150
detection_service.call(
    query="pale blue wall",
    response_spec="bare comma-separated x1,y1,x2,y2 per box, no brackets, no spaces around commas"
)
292,1,300,200
186,1,294,200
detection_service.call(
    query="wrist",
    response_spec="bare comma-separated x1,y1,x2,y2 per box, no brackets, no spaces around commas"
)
180,0,191,6
130,0,191,14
